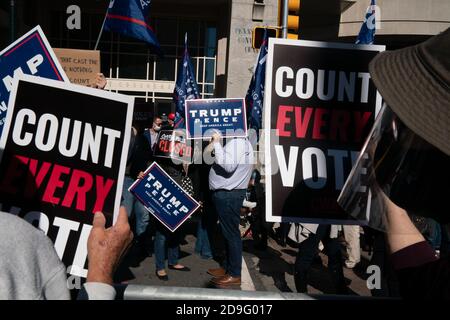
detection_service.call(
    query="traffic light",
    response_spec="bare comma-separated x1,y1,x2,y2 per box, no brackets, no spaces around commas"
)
287,0,300,39
252,26,278,49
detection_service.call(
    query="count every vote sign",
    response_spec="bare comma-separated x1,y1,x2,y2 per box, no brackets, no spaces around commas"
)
185,98,247,139
129,162,200,232
0,74,133,278
0,25,68,136
264,38,385,225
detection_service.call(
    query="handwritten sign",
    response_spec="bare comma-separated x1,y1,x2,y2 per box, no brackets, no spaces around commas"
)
54,48,100,86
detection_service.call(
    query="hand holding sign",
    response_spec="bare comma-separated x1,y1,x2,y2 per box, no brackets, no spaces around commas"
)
87,207,133,285
92,73,107,90
137,171,146,180
210,130,222,144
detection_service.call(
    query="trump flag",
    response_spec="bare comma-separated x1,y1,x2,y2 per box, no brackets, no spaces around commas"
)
245,28,269,133
173,34,200,129
104,0,161,51
356,0,377,45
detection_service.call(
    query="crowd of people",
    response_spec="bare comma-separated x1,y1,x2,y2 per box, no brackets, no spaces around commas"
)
122,110,256,288
0,28,449,300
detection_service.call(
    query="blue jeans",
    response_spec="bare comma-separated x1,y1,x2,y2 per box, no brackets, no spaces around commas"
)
121,176,150,237
195,219,213,258
212,189,246,277
154,224,180,270
195,200,216,258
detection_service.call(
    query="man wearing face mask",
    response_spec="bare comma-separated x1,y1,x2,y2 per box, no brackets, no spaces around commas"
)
339,28,450,299
145,116,163,150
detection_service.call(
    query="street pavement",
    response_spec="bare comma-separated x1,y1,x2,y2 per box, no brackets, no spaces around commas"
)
114,217,372,297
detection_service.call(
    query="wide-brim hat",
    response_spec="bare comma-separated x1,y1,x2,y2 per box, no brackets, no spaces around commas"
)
369,27,450,156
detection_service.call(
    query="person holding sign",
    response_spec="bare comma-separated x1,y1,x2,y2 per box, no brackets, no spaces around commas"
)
207,132,255,288
339,28,450,298
0,207,133,300
87,73,107,89
147,122,191,281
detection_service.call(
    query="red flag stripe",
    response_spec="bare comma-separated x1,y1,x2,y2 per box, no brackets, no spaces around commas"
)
106,14,155,32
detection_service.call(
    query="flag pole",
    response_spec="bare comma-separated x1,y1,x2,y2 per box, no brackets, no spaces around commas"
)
94,5,109,50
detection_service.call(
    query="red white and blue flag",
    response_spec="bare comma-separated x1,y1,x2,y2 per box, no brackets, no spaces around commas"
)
104,0,161,52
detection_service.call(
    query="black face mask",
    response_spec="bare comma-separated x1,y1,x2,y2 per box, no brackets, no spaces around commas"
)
338,104,450,231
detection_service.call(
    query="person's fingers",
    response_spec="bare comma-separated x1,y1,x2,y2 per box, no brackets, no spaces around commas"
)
116,206,129,226
92,212,106,229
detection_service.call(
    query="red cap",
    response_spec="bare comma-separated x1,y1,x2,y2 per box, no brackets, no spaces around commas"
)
168,113,175,120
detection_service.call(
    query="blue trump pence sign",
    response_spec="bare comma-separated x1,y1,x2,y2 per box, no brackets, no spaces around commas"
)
129,162,200,232
185,98,248,139
0,25,68,136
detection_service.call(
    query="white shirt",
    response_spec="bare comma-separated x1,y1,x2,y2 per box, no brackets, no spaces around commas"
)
209,138,255,191
150,130,158,149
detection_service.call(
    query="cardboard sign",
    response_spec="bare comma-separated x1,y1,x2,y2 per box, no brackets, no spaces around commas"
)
54,48,100,86
264,38,385,224
129,162,200,232
0,26,68,136
185,98,247,139
0,74,134,278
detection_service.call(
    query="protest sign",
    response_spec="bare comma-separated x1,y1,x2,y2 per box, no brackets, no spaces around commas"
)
264,38,385,224
0,74,134,277
133,101,154,128
185,98,247,139
0,26,68,136
153,129,194,163
129,162,200,232
54,48,100,86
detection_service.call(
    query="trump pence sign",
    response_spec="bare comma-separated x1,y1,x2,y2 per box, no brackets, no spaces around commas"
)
0,26,68,135
185,98,247,139
129,162,200,232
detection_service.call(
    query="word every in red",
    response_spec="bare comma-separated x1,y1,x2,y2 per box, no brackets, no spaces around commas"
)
0,154,115,213
276,105,372,143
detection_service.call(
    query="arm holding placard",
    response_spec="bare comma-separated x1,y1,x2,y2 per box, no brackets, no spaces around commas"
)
382,193,426,254
380,191,450,298
88,73,107,89
81,207,133,299
211,133,246,173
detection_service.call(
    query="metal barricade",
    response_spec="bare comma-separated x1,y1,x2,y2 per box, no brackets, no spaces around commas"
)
115,284,315,300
